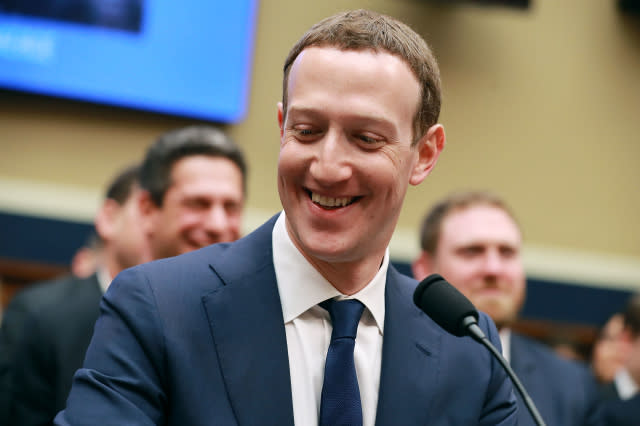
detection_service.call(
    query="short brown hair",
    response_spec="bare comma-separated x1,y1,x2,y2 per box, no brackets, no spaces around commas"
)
140,125,247,206
419,191,520,255
281,9,441,143
105,164,140,205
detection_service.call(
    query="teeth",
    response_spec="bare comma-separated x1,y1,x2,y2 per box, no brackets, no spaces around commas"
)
311,192,354,207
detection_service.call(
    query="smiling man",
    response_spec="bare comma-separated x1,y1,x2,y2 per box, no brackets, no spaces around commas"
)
412,190,604,426
138,125,247,259
56,10,517,426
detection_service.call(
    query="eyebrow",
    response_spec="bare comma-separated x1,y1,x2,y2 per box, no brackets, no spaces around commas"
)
286,106,398,137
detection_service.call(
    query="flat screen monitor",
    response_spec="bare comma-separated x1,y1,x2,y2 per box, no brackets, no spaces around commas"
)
0,0,258,123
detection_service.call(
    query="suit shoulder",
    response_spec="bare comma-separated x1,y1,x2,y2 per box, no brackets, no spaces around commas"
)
2,275,101,339
512,332,593,377
387,266,419,296
7,274,98,313
513,333,565,360
114,244,230,297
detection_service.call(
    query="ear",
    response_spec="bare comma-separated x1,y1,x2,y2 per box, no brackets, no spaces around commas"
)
138,190,158,235
94,199,120,242
411,251,436,282
409,124,445,186
620,328,636,345
277,102,285,138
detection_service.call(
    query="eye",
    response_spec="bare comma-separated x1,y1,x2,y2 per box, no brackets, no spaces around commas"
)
499,246,517,258
290,125,321,142
184,197,210,210
224,200,242,215
458,246,483,258
358,134,377,144
355,132,384,149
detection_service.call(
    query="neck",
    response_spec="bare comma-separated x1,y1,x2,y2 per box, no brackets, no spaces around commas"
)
626,356,640,388
307,253,385,295
101,248,126,282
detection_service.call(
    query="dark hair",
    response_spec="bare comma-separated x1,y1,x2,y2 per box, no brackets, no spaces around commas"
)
418,191,520,255
282,9,441,143
622,294,640,336
139,125,247,206
105,164,141,205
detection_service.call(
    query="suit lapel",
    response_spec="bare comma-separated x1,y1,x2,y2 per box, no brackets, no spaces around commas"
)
510,334,538,387
375,268,442,426
509,333,541,426
202,216,294,426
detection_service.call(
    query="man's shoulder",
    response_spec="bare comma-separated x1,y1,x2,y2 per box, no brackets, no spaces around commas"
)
134,214,279,281
2,274,101,337
512,332,593,379
7,274,99,313
137,214,279,272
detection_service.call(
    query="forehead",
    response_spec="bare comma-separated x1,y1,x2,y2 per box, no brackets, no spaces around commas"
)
440,205,522,247
286,47,420,123
168,155,244,197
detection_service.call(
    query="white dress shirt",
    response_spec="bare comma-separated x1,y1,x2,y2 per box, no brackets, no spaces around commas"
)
614,367,639,400
272,212,386,426
96,266,113,294
499,328,512,363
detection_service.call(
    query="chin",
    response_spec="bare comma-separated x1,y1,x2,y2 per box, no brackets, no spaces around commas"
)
300,235,362,264
302,242,347,262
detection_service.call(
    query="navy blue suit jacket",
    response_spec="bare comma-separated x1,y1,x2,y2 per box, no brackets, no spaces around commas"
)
510,332,603,426
602,393,640,426
0,273,102,426
56,216,517,425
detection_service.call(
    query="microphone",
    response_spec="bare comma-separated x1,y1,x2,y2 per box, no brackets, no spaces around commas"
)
413,274,547,426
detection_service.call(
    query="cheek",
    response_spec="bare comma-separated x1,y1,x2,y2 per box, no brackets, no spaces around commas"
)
444,259,476,280
227,213,242,229
278,144,303,175
169,207,200,233
439,265,477,297
506,265,526,288
278,149,306,196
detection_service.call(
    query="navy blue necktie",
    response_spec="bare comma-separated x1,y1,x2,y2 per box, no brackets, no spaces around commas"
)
319,299,365,426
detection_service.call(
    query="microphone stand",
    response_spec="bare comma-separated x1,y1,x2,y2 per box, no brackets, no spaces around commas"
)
463,318,547,426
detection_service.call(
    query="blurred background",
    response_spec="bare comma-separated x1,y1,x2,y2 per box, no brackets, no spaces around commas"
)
1,0,639,359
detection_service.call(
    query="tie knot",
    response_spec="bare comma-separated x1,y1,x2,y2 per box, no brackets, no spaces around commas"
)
321,299,365,339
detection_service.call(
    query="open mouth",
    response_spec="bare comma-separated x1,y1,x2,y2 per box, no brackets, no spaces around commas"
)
308,190,359,209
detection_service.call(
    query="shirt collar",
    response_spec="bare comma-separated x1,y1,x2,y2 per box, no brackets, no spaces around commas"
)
96,266,113,294
499,327,512,362
272,211,387,333
615,367,639,400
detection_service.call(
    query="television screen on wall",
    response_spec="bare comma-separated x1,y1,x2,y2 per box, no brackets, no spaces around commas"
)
0,0,258,123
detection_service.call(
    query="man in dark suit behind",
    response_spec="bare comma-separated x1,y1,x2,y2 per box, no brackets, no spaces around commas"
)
56,10,517,426
603,393,640,426
0,164,151,425
0,125,248,425
412,190,603,426
600,294,640,424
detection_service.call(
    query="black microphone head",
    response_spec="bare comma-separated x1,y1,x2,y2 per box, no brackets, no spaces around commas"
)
413,274,479,337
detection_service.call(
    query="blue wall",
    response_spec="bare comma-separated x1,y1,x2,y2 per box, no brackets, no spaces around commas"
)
0,211,93,266
1,210,630,327
392,263,630,328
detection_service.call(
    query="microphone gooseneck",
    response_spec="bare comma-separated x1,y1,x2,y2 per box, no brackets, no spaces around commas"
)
413,274,547,426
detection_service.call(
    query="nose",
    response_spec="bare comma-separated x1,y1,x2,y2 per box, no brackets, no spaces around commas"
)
203,204,231,239
481,250,504,277
308,131,352,185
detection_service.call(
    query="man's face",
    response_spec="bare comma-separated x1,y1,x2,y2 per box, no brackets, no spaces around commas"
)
144,155,244,259
592,314,630,383
625,332,640,380
111,187,153,269
432,205,526,328
277,47,442,273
